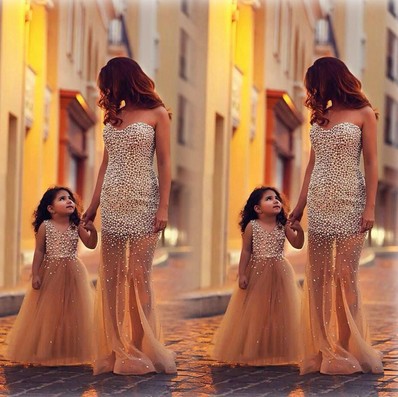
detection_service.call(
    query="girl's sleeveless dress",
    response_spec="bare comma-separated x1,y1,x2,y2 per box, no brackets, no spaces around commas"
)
93,122,176,375
301,122,383,374
212,220,301,365
6,220,94,365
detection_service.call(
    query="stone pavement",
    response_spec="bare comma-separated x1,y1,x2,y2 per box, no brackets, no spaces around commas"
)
0,252,397,396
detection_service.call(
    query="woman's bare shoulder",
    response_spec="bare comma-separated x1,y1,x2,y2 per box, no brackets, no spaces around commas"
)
153,105,169,119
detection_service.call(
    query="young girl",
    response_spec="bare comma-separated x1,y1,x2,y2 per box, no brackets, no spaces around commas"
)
212,186,304,366
6,186,97,366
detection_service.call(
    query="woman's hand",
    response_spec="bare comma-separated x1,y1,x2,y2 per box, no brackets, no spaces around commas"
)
239,274,248,289
154,207,168,233
82,206,97,224
32,275,41,290
81,220,96,233
288,219,303,232
360,206,375,233
289,206,304,223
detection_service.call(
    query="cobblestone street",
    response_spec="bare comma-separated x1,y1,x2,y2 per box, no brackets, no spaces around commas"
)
0,253,396,396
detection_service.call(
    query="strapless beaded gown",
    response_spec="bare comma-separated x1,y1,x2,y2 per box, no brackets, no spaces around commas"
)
6,220,94,365
94,122,176,375
301,122,383,375
212,220,301,365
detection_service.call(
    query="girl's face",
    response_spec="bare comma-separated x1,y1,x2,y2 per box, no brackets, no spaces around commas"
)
255,190,282,216
47,190,76,217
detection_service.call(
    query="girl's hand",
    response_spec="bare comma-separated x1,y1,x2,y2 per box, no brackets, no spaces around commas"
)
360,206,375,233
239,274,248,289
82,206,97,224
32,275,41,290
289,206,304,223
154,207,168,233
81,220,96,233
288,219,303,232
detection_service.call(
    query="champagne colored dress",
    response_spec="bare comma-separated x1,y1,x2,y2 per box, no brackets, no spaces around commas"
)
94,122,176,375
301,122,383,375
6,220,94,366
212,220,301,365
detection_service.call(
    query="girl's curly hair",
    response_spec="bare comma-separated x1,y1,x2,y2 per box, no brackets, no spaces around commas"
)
239,186,288,233
97,57,171,126
32,186,81,233
304,57,378,126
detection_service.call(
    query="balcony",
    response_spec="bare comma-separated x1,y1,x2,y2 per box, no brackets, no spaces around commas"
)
315,15,339,57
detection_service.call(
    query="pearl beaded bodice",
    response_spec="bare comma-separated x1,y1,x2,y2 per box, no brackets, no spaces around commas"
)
251,220,285,260
307,122,366,236
310,122,363,180
100,122,160,237
44,220,78,259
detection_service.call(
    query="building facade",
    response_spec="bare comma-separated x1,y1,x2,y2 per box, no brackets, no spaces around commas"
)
0,0,126,287
0,0,396,290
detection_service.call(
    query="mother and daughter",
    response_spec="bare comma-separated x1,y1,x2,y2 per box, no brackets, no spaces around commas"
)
213,56,383,375
5,56,383,377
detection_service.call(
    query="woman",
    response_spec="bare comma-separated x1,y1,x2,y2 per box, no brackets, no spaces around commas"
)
290,57,383,375
84,57,176,375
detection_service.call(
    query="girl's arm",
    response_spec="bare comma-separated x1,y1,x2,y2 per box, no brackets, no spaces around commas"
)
361,106,378,233
32,223,46,289
285,220,304,249
78,220,98,249
154,107,171,233
238,222,253,289
289,147,315,222
83,148,109,223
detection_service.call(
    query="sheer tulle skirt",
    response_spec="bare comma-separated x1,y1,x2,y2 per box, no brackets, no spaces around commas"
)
212,257,301,366
6,257,94,366
93,232,176,375
300,232,383,375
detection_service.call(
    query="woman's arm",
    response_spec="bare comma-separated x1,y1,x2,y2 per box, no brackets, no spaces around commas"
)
238,223,253,289
32,223,46,289
361,107,378,233
154,107,171,233
83,148,108,223
289,147,315,222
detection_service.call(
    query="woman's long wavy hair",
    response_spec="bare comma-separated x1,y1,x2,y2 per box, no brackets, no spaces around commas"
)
32,186,81,233
97,57,170,126
239,186,288,233
304,57,377,126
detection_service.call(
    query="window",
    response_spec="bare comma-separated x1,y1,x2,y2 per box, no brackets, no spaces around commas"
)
387,29,398,82
273,1,282,59
388,0,398,17
76,3,85,75
283,5,292,75
179,29,189,80
66,0,75,59
385,95,398,147
177,95,189,145
181,0,190,16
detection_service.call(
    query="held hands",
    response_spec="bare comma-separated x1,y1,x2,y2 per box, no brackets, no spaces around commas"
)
32,275,41,290
287,219,303,232
360,207,375,233
239,274,248,290
81,220,96,233
82,206,97,224
154,207,168,233
288,206,304,223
